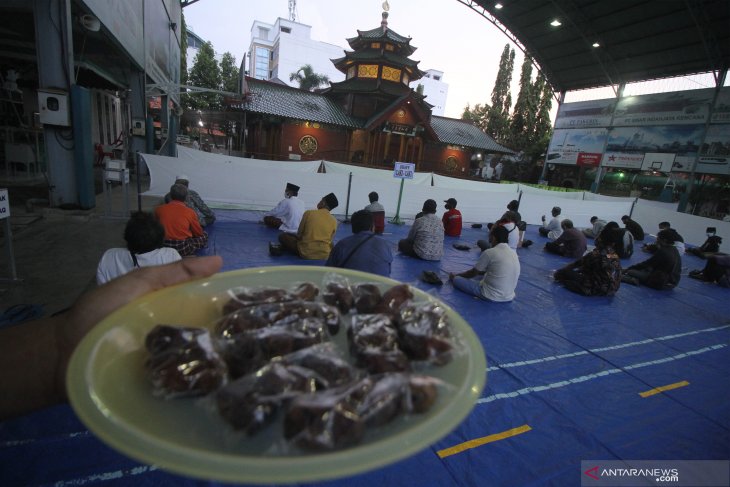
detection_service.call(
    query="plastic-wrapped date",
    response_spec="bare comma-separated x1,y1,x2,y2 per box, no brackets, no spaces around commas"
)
217,300,341,338
145,325,228,398
396,302,453,365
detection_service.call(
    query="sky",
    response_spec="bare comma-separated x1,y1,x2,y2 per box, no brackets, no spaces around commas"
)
183,0,528,119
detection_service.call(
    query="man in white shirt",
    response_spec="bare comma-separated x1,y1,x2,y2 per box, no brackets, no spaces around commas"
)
263,182,305,233
494,161,504,181
538,206,565,240
449,226,520,302
96,212,181,285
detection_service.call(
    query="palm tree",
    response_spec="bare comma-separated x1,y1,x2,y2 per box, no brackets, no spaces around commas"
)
289,64,330,91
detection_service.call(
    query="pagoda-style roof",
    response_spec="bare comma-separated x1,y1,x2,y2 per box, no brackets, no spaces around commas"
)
363,93,438,140
346,26,416,56
228,79,512,155
430,116,514,154
333,50,423,73
228,78,363,128
327,77,412,97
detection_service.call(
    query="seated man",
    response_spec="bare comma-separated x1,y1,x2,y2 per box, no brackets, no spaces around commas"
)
448,226,520,302
326,210,393,276
582,216,607,239
279,192,338,259
263,182,305,233
156,184,209,256
623,229,681,289
502,199,527,245
364,191,385,234
596,221,634,259
642,221,685,254
544,219,587,258
96,212,181,285
538,206,564,240
686,227,722,258
398,199,444,261
478,214,519,251
164,174,215,227
689,254,730,287
621,215,645,241
554,237,621,296
442,198,462,237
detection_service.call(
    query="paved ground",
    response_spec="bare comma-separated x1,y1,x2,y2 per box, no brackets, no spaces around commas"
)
0,176,159,317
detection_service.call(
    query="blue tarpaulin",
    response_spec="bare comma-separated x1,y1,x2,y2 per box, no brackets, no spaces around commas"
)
2,209,728,486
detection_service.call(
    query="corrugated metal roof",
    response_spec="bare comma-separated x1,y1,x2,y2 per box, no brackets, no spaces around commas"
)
430,116,514,154
230,79,363,128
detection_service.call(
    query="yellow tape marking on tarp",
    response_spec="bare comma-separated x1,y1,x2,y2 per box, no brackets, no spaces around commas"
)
437,424,532,459
639,380,690,398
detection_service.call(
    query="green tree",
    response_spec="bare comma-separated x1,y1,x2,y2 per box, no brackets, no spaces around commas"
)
187,41,221,110
527,73,554,161
220,52,239,93
509,55,536,149
289,64,330,91
486,44,515,143
462,103,490,132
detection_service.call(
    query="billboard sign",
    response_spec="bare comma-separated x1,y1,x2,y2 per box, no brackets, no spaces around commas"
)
554,98,615,129
612,89,713,127
546,128,608,165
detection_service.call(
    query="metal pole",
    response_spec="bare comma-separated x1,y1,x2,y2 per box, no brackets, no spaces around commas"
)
592,83,625,193
343,172,352,223
389,178,405,225
136,151,142,212
3,218,18,281
678,67,727,213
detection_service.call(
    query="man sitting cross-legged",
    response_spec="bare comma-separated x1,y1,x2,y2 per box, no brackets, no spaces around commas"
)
448,225,520,302
326,209,393,276
278,192,339,259
155,184,208,257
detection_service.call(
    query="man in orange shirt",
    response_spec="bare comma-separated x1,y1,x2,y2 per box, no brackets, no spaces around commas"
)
155,184,208,256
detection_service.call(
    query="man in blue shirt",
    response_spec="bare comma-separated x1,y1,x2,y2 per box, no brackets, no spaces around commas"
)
326,210,393,276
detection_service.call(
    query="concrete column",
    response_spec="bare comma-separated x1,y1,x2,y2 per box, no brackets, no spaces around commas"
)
34,0,76,207
128,70,148,174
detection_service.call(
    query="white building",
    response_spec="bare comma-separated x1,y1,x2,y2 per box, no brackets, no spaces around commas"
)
411,69,449,116
246,17,449,115
248,18,345,86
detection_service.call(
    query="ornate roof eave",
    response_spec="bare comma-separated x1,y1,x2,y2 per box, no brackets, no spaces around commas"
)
364,93,438,140
346,28,416,56
328,78,413,97
334,50,421,69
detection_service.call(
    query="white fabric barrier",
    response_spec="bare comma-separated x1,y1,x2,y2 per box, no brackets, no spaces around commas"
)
632,199,730,251
517,184,586,200
518,192,634,227
432,173,520,193
176,146,321,173
323,160,433,186
141,152,347,212
143,151,728,247
583,192,636,202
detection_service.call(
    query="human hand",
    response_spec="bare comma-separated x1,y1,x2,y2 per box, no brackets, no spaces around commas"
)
541,215,546,221
58,257,223,407
0,256,223,420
